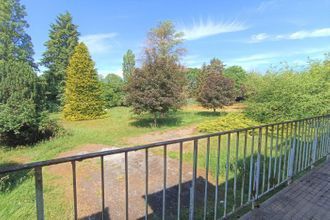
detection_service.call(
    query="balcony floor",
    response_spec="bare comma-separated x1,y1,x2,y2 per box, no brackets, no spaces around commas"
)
240,159,330,220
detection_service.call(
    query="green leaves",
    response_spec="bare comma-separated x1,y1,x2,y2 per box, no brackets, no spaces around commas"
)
40,12,79,111
197,59,236,111
63,43,105,120
245,56,330,122
122,49,135,82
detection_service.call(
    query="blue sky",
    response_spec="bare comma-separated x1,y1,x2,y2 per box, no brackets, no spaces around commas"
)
22,0,330,76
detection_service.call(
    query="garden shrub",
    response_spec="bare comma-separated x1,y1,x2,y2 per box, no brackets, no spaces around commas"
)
198,113,259,133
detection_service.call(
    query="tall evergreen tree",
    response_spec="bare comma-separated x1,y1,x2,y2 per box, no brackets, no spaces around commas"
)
122,49,135,82
63,43,105,120
40,12,79,111
0,0,35,68
0,0,56,145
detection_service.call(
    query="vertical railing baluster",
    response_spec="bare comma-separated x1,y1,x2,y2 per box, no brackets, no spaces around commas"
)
312,118,318,168
262,126,268,193
203,138,210,220
295,121,301,173
189,140,198,220
145,149,149,220
302,120,308,170
288,122,297,184
298,120,304,172
35,167,44,220
72,161,78,220
255,127,262,199
307,119,312,165
125,152,129,220
224,133,231,217
267,125,274,191
100,156,105,220
278,124,284,185
282,123,289,181
233,132,239,212
162,144,167,220
213,135,221,220
241,130,247,206
273,124,279,187
248,129,255,202
177,142,183,220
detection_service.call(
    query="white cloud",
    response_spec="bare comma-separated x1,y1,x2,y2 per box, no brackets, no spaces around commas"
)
250,33,270,43
249,28,330,43
80,33,117,54
180,19,248,40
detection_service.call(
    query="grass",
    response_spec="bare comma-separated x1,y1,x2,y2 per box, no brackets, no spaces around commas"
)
0,104,223,219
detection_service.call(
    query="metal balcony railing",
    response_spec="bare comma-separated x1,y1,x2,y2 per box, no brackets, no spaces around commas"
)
0,115,329,220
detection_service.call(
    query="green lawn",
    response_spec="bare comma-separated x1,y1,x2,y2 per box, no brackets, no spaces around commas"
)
0,106,222,165
0,104,223,219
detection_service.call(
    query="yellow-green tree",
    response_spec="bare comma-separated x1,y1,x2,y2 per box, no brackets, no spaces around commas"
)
63,43,105,120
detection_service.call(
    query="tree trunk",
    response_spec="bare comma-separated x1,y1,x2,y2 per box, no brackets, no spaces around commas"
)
153,113,157,127
213,108,216,112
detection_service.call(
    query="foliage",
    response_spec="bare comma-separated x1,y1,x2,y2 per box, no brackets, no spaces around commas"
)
224,65,248,100
122,49,135,82
40,12,79,112
245,56,330,122
101,73,125,107
198,113,259,133
0,61,59,145
0,0,36,69
197,58,236,111
63,43,105,120
185,68,202,97
146,20,185,61
126,21,186,125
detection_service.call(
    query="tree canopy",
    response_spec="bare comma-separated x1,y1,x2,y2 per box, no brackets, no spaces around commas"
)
245,56,330,122
63,43,105,120
197,58,236,112
126,21,185,125
0,0,35,68
122,49,135,82
40,12,80,111
101,73,125,107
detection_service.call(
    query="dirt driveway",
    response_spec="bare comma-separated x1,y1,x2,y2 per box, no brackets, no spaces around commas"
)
48,126,215,220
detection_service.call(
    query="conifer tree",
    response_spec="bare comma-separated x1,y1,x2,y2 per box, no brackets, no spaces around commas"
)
63,43,105,120
122,49,135,82
40,12,79,111
0,0,55,145
0,0,35,68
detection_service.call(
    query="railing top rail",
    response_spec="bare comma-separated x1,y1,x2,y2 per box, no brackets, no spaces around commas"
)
0,114,328,174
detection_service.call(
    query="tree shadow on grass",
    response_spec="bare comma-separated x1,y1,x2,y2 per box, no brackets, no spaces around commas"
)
130,116,183,128
0,162,31,193
196,111,227,117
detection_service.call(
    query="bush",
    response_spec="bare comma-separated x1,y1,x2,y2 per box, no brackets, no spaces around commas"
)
198,113,259,133
245,56,330,122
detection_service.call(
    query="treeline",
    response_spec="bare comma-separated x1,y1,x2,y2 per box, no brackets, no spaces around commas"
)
1,0,329,146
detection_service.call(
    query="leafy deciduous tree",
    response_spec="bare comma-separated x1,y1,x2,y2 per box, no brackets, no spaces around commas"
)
197,59,236,112
126,21,185,126
101,73,125,107
224,65,248,100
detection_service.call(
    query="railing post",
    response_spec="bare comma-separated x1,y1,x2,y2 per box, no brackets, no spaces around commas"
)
288,122,296,184
35,167,44,220
189,139,198,220
312,119,318,168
